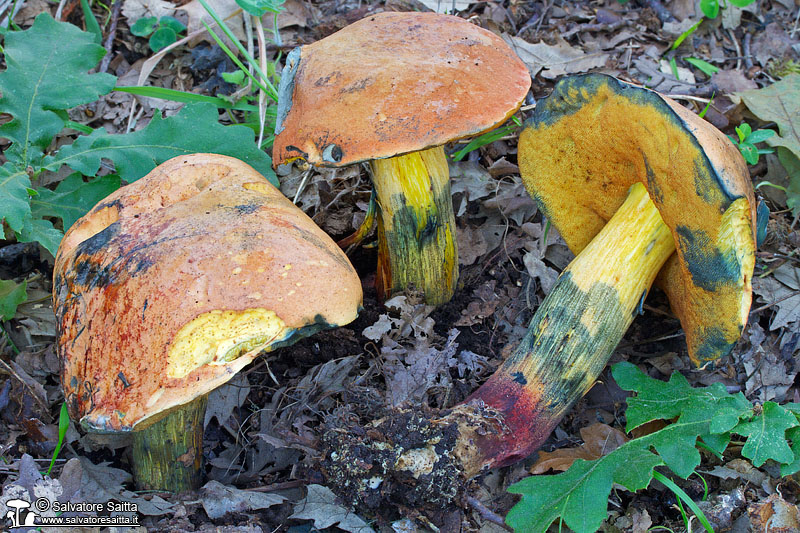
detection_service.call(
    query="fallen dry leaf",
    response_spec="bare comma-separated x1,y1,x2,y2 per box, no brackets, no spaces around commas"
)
530,423,628,474
503,34,610,79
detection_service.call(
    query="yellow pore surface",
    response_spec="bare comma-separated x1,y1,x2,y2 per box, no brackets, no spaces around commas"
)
567,182,676,335
167,309,286,379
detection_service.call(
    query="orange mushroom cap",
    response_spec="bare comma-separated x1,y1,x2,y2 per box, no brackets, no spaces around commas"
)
54,154,362,432
272,11,531,167
519,74,756,364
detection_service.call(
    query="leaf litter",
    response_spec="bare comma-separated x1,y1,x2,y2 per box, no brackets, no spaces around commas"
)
1,0,800,531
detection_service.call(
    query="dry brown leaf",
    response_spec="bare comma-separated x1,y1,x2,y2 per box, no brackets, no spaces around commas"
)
502,34,609,79
748,493,800,532
121,0,175,24
530,423,628,474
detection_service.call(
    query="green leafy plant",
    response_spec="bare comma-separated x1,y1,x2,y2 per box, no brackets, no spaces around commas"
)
0,279,27,322
728,122,775,165
0,13,276,260
699,0,756,19
505,362,800,533
45,403,70,476
736,74,800,219
130,15,187,52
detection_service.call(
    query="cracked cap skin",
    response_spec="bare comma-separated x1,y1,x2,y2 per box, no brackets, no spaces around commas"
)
518,73,756,364
272,11,531,168
55,154,362,432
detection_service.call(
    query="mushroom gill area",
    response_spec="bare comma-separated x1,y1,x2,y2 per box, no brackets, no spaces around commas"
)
521,82,734,256
167,308,287,379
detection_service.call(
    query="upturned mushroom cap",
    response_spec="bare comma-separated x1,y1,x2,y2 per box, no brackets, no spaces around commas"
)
519,74,756,364
272,11,531,167
54,154,362,432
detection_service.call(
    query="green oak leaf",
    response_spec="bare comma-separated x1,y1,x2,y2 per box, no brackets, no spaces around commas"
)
0,162,32,232
16,218,67,256
734,401,798,466
507,445,662,533
31,173,121,232
44,103,277,185
780,426,800,476
0,13,116,166
0,278,27,321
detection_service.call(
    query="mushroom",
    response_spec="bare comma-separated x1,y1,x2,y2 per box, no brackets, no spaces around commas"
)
54,154,363,492
272,11,531,305
322,74,755,505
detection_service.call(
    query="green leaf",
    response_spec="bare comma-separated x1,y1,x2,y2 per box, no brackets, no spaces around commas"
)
507,447,662,533
685,57,719,76
776,148,800,218
0,278,27,321
44,103,278,186
747,128,776,144
0,13,116,166
780,426,800,476
130,16,157,37
737,75,800,163
671,19,704,50
149,27,178,52
235,0,284,17
733,401,798,466
0,162,33,232
727,0,755,6
31,173,121,231
736,122,751,142
739,142,759,164
222,70,247,85
159,16,186,34
613,362,750,432
699,0,719,18
17,218,66,256
79,0,103,44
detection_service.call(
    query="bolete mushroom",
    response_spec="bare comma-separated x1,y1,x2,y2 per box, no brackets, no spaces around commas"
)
272,11,531,305
322,74,755,506
53,154,363,492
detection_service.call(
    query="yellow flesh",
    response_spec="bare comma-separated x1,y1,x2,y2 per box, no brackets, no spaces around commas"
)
167,309,286,378
370,146,457,305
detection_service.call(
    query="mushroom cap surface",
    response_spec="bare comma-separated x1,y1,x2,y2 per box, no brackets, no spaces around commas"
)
55,154,363,432
272,11,531,167
518,74,756,364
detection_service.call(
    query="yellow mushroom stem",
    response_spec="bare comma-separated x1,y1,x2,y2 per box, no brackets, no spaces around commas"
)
370,146,458,306
455,181,677,474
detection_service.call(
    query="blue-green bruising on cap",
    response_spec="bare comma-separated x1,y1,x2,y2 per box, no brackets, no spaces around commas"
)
526,73,739,204
756,199,769,248
675,225,741,291
693,325,737,362
275,46,303,136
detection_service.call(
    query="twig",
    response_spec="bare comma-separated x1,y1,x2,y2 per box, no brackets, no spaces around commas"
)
466,496,513,531
750,290,800,315
742,32,753,70
727,29,743,71
98,0,123,74
245,480,305,492
635,0,675,23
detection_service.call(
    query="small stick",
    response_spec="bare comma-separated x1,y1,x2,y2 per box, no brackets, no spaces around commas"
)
742,32,753,70
466,496,513,531
99,0,123,73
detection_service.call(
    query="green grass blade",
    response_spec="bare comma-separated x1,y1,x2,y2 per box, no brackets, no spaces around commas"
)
46,403,70,476
114,86,258,111
653,471,714,533
196,0,278,101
